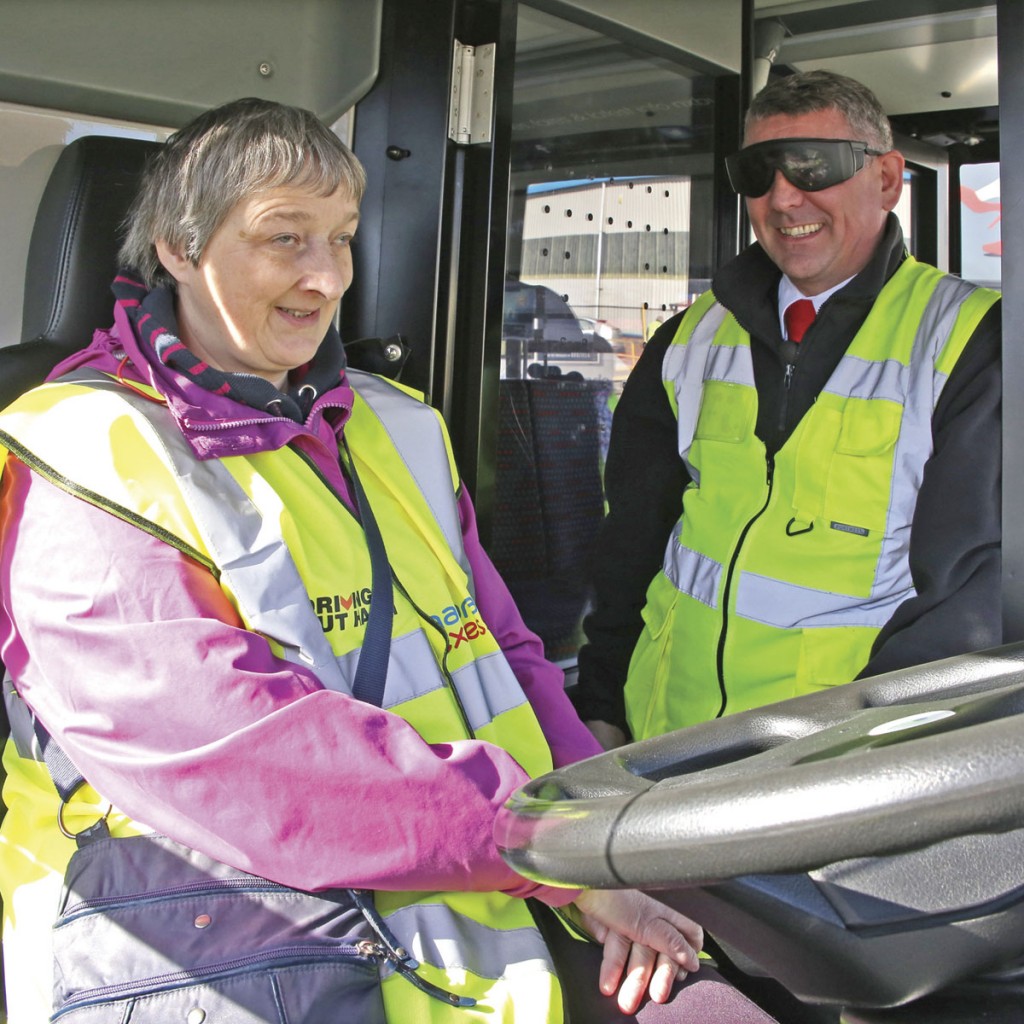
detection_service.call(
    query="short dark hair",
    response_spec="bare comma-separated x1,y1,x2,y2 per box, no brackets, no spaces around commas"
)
120,97,366,287
746,70,893,152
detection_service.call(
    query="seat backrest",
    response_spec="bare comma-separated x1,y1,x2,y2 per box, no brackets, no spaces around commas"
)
1,132,159,856
2,134,161,409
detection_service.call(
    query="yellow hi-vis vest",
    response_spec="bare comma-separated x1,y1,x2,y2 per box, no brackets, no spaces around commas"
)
625,258,1000,741
0,369,563,1023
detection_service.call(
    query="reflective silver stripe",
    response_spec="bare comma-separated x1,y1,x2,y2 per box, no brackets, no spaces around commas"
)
349,370,472,586
662,525,722,609
342,629,528,732
871,275,974,609
663,303,729,476
447,652,529,730
920,274,982,410
61,371,350,692
822,355,907,403
384,902,555,981
736,571,912,629
328,629,434,706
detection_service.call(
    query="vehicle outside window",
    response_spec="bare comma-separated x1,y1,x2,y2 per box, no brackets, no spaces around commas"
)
491,6,721,665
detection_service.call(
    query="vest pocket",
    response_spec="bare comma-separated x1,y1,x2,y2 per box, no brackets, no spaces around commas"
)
825,399,902,534
52,834,386,1024
693,381,756,443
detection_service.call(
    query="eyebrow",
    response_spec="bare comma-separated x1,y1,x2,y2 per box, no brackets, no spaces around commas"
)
256,208,360,229
258,209,315,226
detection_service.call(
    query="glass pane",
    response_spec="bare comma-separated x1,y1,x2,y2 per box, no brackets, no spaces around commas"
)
895,170,914,257
960,162,1001,287
490,6,721,664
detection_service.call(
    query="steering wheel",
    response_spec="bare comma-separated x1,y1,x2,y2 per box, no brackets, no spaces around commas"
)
497,644,1024,887
494,644,1024,1012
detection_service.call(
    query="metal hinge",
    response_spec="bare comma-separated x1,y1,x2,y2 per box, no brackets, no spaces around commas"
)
448,40,495,145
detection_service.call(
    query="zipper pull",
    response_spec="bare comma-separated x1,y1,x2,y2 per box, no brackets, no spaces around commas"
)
766,452,775,487
349,889,476,1008
356,939,387,962
777,362,795,435
349,889,419,969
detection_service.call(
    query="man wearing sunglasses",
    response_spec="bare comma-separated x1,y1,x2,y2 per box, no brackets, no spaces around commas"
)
574,70,1002,750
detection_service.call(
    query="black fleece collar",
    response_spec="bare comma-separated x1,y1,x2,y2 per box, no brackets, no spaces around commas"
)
112,272,347,423
711,212,907,344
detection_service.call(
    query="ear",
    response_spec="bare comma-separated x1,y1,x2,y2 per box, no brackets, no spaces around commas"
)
154,239,193,285
878,149,906,213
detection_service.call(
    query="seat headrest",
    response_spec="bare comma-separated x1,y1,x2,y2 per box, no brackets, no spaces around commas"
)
21,134,161,348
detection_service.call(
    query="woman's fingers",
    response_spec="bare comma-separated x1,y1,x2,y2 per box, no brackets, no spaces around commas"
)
572,889,701,1012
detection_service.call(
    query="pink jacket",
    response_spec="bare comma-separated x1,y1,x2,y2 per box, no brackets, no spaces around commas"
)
0,297,601,903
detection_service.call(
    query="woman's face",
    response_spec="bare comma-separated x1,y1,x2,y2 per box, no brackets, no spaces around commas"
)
156,184,360,389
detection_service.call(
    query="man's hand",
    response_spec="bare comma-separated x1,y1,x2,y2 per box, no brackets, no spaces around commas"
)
586,719,628,750
572,889,703,1014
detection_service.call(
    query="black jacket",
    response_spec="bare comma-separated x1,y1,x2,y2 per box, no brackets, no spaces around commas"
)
572,215,1002,733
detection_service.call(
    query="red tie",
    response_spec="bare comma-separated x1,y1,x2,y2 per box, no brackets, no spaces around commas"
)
784,299,816,342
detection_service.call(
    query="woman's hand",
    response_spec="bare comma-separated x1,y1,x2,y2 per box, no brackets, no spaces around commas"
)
572,889,703,1014
585,719,629,751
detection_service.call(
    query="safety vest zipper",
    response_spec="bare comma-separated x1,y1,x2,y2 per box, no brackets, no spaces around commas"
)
778,358,796,436
715,453,775,717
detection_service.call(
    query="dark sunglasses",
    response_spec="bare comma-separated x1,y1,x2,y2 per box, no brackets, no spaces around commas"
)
725,138,886,198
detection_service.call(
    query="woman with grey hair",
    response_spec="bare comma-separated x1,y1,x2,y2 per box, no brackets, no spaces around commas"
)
0,97,776,1023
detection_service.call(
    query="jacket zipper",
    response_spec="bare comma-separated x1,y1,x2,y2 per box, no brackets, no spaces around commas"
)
778,359,796,435
181,399,352,434
714,453,775,717
53,945,381,1018
59,877,288,923
59,883,474,1011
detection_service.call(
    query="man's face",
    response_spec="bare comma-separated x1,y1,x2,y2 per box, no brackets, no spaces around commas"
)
743,108,905,296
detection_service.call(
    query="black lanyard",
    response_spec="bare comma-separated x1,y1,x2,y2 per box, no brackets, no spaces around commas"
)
343,443,393,708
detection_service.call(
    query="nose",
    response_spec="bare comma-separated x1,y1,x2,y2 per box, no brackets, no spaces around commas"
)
765,169,805,208
300,241,350,301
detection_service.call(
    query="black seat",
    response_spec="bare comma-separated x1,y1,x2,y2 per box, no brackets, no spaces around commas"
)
2,134,161,410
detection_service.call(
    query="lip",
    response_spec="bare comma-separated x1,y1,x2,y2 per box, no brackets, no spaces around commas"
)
276,306,321,326
778,222,823,239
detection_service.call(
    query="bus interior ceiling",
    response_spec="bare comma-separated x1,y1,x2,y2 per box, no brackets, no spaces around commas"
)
0,0,1002,349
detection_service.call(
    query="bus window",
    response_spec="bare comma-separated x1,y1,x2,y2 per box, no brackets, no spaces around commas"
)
960,161,1001,288
490,5,726,665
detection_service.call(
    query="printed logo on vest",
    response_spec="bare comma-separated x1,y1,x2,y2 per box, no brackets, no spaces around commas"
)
312,588,378,632
430,597,489,648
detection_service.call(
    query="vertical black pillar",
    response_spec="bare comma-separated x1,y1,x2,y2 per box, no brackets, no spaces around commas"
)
999,0,1024,639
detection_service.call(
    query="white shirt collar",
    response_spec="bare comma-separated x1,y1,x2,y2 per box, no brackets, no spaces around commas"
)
777,274,854,337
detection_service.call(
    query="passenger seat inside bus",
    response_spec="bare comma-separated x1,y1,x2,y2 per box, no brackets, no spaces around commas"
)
491,376,609,663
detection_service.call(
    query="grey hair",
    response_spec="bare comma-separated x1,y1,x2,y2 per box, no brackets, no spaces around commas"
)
120,97,366,288
745,70,893,152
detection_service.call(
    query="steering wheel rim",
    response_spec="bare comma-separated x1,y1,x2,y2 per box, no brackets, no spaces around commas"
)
496,645,1024,889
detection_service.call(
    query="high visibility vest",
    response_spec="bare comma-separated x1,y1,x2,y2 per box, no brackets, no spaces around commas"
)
625,258,1000,740
0,369,563,1022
